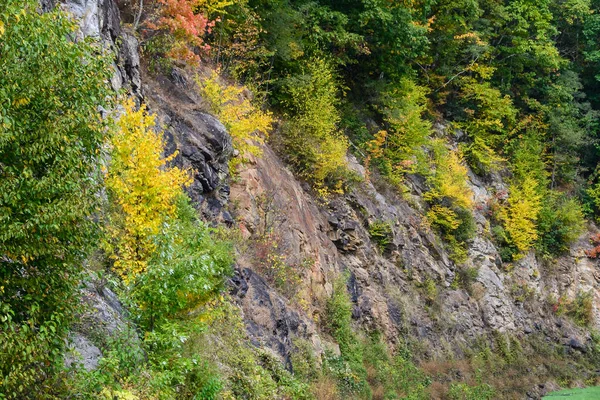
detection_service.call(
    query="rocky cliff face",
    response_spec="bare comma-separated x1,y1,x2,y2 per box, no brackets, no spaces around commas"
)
60,0,600,395
229,137,600,358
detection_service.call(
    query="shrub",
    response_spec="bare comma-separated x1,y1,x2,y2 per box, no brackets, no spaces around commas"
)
422,277,439,305
426,140,473,210
362,334,430,399
128,197,233,331
498,177,542,258
456,69,517,173
322,351,369,396
67,225,233,399
461,136,505,175
510,282,536,303
290,339,320,382
569,291,594,327
0,1,113,396
104,99,233,329
278,58,349,194
425,140,475,262
197,71,274,172
104,99,192,283
537,194,586,257
370,78,432,186
508,128,549,188
448,382,496,400
323,276,369,395
585,179,600,221
324,276,357,360
368,220,394,253
196,299,311,399
491,225,519,262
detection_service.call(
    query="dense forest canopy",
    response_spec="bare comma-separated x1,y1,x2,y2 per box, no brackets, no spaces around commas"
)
189,0,600,260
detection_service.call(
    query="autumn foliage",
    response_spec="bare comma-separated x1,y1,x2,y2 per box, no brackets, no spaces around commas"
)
585,233,600,258
146,0,214,64
197,71,274,172
499,177,542,257
104,99,192,282
425,140,475,262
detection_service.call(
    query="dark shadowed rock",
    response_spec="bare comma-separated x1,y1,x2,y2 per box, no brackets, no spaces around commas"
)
65,278,142,371
230,268,321,365
568,337,586,352
143,69,234,219
40,0,56,12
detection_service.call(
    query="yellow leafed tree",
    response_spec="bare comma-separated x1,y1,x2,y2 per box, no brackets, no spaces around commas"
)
500,176,542,257
425,139,473,210
424,139,475,262
105,99,192,282
197,71,273,172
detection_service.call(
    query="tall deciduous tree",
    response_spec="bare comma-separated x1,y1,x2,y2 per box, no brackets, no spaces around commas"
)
0,0,113,396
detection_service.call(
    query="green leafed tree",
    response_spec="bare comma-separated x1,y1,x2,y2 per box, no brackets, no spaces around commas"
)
278,57,350,193
0,1,113,396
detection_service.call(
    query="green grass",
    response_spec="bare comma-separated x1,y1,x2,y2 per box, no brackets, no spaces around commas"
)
544,387,600,399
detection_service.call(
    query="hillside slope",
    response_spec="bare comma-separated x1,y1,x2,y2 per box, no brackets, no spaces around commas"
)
3,0,600,399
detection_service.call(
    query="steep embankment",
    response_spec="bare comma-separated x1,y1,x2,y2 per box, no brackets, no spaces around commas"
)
139,64,600,396
58,0,600,398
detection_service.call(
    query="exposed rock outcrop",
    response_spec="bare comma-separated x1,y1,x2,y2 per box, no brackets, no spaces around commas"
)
66,279,140,370
58,0,600,394
229,135,600,362
143,68,234,219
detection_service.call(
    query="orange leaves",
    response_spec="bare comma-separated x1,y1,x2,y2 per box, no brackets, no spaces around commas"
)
146,0,214,65
585,233,600,258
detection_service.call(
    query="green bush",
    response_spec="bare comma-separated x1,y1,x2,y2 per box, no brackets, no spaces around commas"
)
368,220,394,253
369,78,432,185
322,282,434,398
537,194,586,257
128,196,233,332
290,339,320,382
0,1,113,396
493,331,524,365
426,204,476,264
278,58,350,194
323,276,369,396
324,276,359,363
65,319,225,399
362,334,430,399
455,73,517,174
569,291,594,327
491,225,519,262
422,277,439,306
